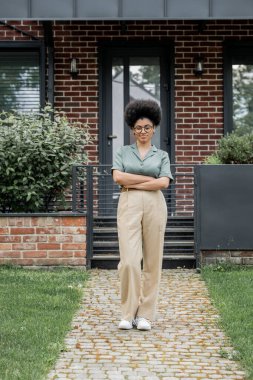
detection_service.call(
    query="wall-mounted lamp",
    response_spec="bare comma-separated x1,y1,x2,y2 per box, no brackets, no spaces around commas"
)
194,55,204,77
70,58,78,78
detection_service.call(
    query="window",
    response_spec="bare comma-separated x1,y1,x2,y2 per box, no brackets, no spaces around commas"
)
224,41,253,135
0,42,45,113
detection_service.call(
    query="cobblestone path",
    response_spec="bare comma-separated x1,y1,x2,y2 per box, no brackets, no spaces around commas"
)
48,269,246,380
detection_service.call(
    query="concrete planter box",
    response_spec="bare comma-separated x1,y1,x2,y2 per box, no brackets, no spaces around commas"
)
195,165,253,267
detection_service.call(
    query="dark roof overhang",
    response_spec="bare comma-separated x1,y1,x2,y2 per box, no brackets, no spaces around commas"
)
1,0,253,21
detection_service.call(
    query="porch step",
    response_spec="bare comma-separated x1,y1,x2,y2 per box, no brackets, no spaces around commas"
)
90,255,195,269
90,254,195,260
94,215,194,227
93,227,194,234
91,216,195,268
93,241,194,248
93,228,194,242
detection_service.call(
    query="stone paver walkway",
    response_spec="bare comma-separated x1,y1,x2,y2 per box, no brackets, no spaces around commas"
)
48,269,246,380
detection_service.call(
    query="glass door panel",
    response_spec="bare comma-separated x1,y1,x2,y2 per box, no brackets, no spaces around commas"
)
232,64,253,134
111,56,162,161
112,57,124,160
129,57,161,147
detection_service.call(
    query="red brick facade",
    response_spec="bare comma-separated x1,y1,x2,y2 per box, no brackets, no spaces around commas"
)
0,215,86,266
1,20,253,267
1,19,253,163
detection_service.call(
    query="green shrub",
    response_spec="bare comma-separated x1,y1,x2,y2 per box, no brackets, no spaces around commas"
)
204,132,253,164
204,153,222,165
0,105,91,213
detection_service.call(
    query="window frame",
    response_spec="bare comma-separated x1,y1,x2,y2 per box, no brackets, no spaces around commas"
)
0,41,46,111
224,40,253,134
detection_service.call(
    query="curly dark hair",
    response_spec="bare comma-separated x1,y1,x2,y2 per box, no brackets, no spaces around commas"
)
124,99,161,128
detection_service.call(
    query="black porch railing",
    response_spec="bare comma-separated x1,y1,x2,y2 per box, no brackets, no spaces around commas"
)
72,164,196,268
72,164,196,214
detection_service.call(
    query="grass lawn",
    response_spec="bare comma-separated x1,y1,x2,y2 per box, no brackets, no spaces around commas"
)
201,264,253,380
0,265,89,380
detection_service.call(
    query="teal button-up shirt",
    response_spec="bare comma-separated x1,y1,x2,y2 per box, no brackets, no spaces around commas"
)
112,143,173,181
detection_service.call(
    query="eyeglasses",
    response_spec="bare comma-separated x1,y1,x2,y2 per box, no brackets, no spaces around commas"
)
133,125,154,133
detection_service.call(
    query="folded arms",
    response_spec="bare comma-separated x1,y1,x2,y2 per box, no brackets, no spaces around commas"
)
112,170,170,191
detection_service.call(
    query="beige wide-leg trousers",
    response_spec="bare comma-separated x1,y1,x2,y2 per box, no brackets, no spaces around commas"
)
117,189,167,322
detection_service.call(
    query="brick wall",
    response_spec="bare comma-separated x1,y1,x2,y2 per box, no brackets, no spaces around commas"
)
0,20,43,40
201,250,253,266
0,215,86,267
53,20,253,163
1,19,253,163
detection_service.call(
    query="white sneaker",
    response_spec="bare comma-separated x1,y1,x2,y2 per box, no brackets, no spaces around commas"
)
118,319,133,330
135,317,151,331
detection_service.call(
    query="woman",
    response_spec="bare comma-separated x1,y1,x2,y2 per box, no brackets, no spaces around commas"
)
112,99,173,331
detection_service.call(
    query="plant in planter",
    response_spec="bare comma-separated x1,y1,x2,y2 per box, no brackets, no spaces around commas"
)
204,131,253,164
195,131,253,267
0,105,92,213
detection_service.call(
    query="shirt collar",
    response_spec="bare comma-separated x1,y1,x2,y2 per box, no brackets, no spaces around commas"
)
130,143,158,160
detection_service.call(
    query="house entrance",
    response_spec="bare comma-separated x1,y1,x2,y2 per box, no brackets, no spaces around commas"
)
99,42,174,164
92,43,188,265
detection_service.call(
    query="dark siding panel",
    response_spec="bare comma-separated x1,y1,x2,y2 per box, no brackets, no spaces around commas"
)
166,0,209,19
122,0,164,18
0,0,29,18
77,0,119,18
1,0,253,19
212,0,253,18
31,0,74,18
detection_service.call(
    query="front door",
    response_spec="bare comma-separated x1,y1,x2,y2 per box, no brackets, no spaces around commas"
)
99,43,174,165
